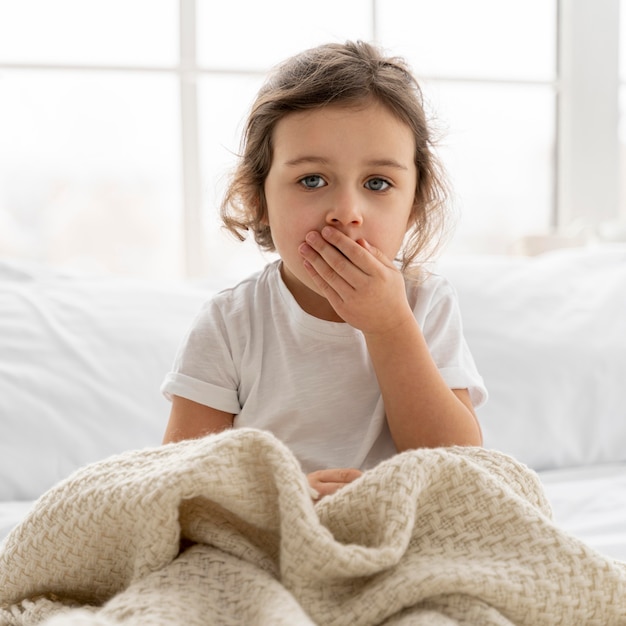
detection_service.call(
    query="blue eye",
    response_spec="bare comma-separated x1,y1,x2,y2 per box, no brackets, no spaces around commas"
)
365,178,390,191
300,175,327,189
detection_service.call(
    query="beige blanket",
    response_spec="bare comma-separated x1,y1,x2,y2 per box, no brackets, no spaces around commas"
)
1,428,625,625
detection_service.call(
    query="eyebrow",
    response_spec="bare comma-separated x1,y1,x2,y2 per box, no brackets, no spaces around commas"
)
284,156,409,170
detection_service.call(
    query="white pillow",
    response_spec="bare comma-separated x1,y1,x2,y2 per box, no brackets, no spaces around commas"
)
0,261,209,501
4,244,624,502
438,245,626,471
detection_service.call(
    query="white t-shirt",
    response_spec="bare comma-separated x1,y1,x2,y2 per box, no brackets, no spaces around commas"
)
161,260,487,474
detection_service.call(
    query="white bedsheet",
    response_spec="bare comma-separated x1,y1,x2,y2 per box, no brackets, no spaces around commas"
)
538,463,626,562
3,464,626,563
0,502,34,546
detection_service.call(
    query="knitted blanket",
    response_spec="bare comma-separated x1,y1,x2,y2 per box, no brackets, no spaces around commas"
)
1,429,625,626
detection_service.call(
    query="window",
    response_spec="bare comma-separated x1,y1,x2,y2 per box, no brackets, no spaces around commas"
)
377,0,556,255
618,0,626,240
0,0,182,278
0,1,622,279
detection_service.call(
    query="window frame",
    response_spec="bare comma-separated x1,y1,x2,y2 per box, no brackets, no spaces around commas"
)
0,0,621,276
557,0,620,230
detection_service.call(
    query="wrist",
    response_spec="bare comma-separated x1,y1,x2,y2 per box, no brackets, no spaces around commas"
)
362,306,417,341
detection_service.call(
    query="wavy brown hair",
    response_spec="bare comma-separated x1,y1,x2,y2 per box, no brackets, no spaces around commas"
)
220,41,451,271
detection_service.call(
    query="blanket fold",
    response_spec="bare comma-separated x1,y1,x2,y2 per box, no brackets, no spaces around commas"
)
1,428,625,625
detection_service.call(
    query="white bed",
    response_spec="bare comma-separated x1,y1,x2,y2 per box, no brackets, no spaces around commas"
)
541,463,626,561
1,245,625,564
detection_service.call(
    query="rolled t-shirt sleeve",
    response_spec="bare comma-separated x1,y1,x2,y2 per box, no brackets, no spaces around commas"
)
418,278,488,408
160,298,241,414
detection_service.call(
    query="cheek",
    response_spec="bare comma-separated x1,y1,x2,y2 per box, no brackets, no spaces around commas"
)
267,218,306,255
269,200,319,238
375,223,413,260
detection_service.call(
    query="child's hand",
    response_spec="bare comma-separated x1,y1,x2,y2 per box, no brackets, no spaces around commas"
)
299,226,414,335
307,468,362,500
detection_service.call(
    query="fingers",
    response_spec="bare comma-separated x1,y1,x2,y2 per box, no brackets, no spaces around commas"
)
299,226,408,333
299,228,389,305
320,227,393,269
307,468,363,500
316,227,371,267
313,468,363,483
299,228,371,282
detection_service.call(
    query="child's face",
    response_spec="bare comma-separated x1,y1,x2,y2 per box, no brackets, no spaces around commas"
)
264,99,417,318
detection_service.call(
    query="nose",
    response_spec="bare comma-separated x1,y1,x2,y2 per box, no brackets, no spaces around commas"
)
326,187,363,227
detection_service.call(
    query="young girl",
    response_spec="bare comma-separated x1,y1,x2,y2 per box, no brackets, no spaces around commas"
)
162,41,487,498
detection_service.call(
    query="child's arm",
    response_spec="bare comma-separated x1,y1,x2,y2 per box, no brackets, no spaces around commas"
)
300,227,482,451
163,395,234,443
363,318,482,450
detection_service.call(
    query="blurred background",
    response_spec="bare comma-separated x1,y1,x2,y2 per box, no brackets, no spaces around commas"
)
1,0,625,281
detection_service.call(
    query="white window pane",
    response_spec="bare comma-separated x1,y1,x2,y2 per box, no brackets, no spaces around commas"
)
426,83,555,254
378,0,556,81
199,75,276,283
0,72,183,278
0,0,178,66
197,0,373,71
618,87,626,225
621,0,626,82
618,2,626,226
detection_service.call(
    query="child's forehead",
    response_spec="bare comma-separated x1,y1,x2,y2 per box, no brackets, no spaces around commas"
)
270,101,416,167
